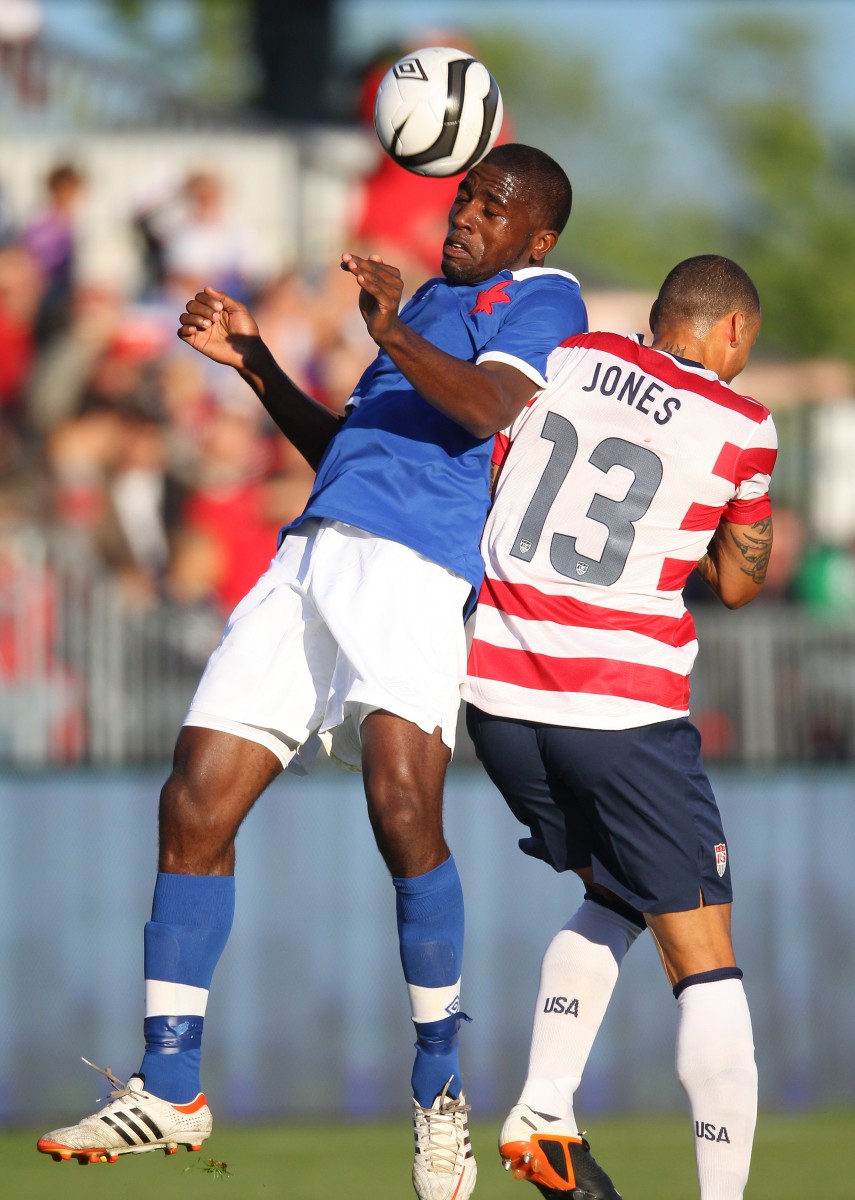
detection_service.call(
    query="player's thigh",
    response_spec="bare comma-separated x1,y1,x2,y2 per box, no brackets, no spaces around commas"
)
159,725,283,870
465,705,594,873
361,712,451,874
167,723,283,816
538,718,733,915
362,711,450,808
645,902,736,984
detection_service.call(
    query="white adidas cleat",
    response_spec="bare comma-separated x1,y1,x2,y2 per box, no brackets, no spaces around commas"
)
412,1078,477,1200
37,1060,212,1164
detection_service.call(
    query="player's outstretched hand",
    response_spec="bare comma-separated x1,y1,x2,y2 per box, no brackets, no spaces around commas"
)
341,252,404,341
177,286,260,369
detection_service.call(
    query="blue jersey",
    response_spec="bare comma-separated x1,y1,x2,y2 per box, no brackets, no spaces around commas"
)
287,266,587,590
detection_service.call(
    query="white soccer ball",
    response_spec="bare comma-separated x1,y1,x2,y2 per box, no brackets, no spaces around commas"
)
373,46,503,178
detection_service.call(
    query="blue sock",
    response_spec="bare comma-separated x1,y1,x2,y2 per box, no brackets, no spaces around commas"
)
139,872,235,1103
393,856,468,1106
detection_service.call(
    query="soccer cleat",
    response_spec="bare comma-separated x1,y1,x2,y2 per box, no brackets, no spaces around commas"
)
37,1059,212,1164
499,1104,621,1200
412,1077,477,1200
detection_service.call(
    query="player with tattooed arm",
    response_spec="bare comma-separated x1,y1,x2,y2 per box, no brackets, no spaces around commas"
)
465,255,775,1200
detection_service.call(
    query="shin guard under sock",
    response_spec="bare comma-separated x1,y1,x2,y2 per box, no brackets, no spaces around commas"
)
140,872,235,1103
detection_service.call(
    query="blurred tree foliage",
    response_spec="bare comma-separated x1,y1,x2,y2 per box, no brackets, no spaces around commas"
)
105,0,334,119
667,15,855,364
103,3,855,365
486,15,855,364
104,0,257,106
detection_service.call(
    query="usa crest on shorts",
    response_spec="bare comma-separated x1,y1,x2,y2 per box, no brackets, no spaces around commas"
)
714,842,727,877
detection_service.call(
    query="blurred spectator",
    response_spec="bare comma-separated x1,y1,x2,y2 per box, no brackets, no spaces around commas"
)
21,161,86,344
251,270,324,397
793,541,855,618
0,0,44,105
167,403,312,613
41,309,186,605
0,525,85,762
0,242,42,436
758,507,807,604
46,397,185,606
133,168,264,305
157,349,217,485
0,182,15,244
26,282,140,435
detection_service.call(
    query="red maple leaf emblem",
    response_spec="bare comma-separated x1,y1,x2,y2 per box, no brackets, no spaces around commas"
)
470,280,513,315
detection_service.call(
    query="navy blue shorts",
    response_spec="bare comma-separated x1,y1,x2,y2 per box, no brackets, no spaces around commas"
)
465,707,732,914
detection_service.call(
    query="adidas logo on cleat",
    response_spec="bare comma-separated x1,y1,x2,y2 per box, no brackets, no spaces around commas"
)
36,1059,212,1165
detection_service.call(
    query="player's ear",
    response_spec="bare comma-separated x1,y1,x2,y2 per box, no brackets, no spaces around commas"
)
728,311,745,347
532,229,558,261
648,300,659,335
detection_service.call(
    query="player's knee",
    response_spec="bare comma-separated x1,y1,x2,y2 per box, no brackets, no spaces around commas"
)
369,786,422,845
159,767,220,847
367,777,443,867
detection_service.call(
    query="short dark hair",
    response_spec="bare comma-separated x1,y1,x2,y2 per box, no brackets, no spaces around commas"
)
46,162,84,192
481,143,573,236
653,255,761,334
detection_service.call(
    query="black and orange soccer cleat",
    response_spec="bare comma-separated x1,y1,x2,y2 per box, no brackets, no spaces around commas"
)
498,1104,621,1200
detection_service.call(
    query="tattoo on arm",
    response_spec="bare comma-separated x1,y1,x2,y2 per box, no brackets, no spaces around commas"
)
727,517,772,584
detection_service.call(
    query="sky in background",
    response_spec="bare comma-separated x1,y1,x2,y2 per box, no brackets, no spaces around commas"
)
35,0,855,212
336,0,855,125
40,0,855,136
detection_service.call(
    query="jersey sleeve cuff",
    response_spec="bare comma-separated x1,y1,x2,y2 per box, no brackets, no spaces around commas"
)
476,349,548,390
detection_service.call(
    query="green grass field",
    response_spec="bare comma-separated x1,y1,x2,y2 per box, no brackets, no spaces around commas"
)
8,1110,853,1199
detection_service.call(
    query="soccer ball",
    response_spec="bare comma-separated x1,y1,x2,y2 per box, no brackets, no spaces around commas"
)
373,46,503,178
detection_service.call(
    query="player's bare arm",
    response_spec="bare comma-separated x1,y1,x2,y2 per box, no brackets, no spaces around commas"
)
696,515,773,608
178,286,340,471
341,252,535,437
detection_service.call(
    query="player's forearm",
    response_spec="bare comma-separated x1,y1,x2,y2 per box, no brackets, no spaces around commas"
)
696,517,773,609
237,342,340,470
376,320,528,438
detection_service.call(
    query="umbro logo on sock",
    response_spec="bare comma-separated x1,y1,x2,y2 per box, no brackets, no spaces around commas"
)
543,996,579,1016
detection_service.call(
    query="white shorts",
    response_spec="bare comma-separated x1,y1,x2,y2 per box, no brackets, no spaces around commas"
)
185,519,471,772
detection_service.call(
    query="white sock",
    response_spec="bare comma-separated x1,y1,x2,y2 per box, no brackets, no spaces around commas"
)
518,899,643,1131
675,975,757,1200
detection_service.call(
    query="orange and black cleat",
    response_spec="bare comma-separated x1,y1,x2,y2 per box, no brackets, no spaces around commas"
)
499,1104,621,1200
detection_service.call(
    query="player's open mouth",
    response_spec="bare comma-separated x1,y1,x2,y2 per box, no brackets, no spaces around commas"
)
443,238,471,259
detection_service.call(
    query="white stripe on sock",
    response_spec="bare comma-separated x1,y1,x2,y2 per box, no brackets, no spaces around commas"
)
145,979,209,1017
407,978,462,1024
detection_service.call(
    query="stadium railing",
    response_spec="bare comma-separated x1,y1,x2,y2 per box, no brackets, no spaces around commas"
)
1,523,853,769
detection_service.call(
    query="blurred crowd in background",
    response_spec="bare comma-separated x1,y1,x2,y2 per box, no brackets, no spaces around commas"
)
0,32,508,622
0,157,372,617
0,145,849,628
1,7,855,767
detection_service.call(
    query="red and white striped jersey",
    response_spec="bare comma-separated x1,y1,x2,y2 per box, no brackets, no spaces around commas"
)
462,332,777,729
